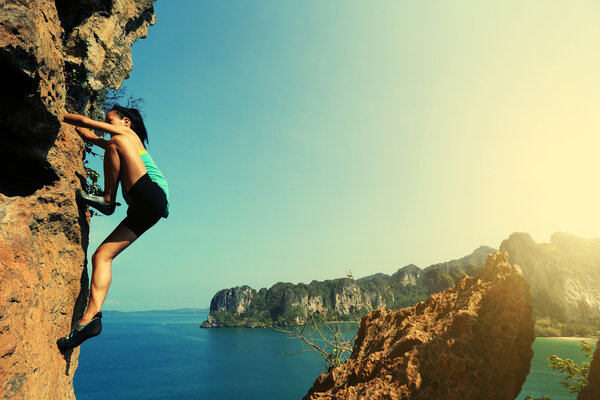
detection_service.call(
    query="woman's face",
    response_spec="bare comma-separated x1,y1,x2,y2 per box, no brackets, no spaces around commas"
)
105,110,130,127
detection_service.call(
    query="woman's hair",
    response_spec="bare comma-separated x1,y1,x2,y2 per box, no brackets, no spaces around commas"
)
109,105,149,146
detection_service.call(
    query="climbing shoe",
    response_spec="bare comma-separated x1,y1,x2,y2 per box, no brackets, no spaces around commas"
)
76,189,119,215
57,312,103,350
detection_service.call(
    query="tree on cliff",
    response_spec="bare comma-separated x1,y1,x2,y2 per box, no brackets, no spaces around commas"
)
102,85,145,115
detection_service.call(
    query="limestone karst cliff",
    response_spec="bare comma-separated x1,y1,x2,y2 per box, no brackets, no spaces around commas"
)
500,232,600,325
204,232,600,334
201,246,495,328
0,1,156,398
303,251,535,400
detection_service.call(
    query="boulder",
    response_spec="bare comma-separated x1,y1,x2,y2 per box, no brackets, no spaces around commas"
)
303,251,535,400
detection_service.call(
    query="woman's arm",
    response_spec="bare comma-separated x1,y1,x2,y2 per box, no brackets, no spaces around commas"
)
63,113,129,136
75,127,109,149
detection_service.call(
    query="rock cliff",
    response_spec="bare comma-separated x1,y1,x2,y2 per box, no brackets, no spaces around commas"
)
204,232,600,334
201,246,496,328
303,251,535,400
500,232,600,324
0,1,156,398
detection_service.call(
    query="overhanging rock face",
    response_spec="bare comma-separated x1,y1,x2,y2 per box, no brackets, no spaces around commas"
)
304,251,535,400
0,1,156,398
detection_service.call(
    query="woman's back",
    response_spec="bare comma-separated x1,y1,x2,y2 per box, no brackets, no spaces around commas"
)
121,149,170,217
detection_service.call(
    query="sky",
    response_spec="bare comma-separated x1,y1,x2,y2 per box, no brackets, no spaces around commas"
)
87,0,600,311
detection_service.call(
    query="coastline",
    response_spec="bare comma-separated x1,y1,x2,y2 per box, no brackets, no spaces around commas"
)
544,336,598,344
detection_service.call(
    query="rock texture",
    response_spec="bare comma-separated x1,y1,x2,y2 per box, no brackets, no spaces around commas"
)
0,1,156,398
209,285,255,315
500,232,600,323
578,337,600,400
303,251,535,400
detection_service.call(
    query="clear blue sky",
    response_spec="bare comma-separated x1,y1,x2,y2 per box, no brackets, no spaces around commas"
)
88,0,600,311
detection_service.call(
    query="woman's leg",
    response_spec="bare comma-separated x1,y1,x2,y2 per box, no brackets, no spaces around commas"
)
78,222,138,325
102,135,147,204
102,142,122,204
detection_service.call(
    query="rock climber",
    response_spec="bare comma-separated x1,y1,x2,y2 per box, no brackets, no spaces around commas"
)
57,105,170,349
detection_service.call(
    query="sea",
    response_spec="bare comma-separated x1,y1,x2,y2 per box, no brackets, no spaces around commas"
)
74,310,596,400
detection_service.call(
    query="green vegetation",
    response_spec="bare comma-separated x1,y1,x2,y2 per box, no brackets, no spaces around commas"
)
547,341,594,393
65,67,91,114
422,260,484,295
206,274,429,328
205,311,270,328
535,317,599,338
423,268,455,294
82,167,101,195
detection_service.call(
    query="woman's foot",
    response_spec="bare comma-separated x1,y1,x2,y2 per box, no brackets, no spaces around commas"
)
76,189,119,215
56,312,103,350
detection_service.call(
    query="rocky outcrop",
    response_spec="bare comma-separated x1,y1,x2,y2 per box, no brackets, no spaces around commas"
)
303,251,535,400
209,285,255,315
0,1,156,398
202,246,495,327
203,286,256,327
500,232,600,323
388,264,421,286
578,337,600,400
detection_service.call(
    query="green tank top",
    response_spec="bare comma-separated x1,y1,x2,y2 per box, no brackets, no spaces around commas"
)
121,149,170,218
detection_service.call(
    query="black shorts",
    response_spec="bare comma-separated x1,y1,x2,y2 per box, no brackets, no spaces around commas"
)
122,173,167,237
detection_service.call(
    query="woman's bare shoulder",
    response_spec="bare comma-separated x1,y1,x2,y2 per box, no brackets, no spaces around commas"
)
111,130,146,153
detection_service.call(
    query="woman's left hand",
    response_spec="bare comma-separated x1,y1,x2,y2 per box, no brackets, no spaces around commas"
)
75,126,97,141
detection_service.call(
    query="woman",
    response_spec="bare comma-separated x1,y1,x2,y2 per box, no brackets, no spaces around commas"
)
57,105,170,349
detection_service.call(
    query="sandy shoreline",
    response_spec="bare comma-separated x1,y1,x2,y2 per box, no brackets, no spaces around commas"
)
544,336,598,343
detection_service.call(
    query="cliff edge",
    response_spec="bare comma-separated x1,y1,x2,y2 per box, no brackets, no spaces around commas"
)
0,1,156,398
202,246,495,328
303,251,535,400
500,232,600,324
